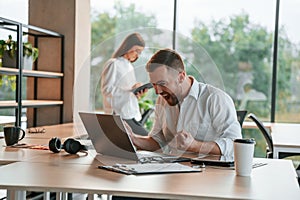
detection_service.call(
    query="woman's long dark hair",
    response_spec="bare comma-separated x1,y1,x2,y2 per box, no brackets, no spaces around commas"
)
112,32,145,58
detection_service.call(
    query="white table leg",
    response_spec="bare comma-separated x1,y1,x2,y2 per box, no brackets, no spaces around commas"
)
61,192,68,200
273,148,279,159
56,192,62,199
87,193,97,200
7,190,26,200
100,194,112,200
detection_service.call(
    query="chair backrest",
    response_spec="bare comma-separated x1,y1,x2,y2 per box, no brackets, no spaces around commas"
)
236,110,247,127
247,113,274,157
140,108,154,125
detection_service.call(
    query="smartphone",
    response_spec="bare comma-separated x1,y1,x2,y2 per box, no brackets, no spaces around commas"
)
191,154,234,167
132,83,153,95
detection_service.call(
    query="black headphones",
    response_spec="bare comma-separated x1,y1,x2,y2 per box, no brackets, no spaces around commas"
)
49,137,88,154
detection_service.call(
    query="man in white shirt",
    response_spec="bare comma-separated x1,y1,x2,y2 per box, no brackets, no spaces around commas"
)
128,48,242,156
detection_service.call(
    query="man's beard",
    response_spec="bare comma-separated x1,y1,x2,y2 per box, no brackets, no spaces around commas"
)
160,91,179,106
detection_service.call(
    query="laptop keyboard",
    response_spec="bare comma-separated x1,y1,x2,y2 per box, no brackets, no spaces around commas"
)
136,151,190,163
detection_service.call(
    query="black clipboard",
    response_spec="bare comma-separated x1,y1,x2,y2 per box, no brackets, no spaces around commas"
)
98,162,202,175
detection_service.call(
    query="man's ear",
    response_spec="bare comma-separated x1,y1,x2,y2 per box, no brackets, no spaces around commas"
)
178,71,186,83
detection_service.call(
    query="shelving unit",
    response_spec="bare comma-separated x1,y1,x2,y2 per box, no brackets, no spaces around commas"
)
0,17,64,127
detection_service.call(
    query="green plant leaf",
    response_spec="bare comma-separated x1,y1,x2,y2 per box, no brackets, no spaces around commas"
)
0,35,39,61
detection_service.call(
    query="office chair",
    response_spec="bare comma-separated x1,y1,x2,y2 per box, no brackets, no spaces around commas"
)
248,113,273,158
248,113,300,184
140,107,154,125
124,108,154,136
236,110,247,127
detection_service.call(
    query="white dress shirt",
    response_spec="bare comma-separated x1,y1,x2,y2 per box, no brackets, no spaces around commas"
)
101,57,141,121
149,77,242,156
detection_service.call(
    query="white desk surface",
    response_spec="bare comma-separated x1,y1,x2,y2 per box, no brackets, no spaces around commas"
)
270,123,300,158
271,123,300,147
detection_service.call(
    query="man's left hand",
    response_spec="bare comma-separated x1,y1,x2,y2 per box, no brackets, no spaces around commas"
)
175,130,198,152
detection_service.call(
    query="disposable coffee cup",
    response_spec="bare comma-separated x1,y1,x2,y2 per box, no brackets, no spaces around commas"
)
234,138,256,176
3,125,26,146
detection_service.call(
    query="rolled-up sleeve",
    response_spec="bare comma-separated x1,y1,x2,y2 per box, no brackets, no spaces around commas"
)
209,91,242,156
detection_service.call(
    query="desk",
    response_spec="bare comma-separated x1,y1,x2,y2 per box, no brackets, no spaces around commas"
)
242,121,272,130
0,122,84,165
25,123,84,139
271,123,300,159
0,158,299,200
0,123,300,200
0,138,51,165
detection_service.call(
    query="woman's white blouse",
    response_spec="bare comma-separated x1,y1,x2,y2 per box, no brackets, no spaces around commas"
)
101,57,141,121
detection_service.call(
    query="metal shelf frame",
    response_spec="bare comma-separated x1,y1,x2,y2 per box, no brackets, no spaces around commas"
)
0,17,65,127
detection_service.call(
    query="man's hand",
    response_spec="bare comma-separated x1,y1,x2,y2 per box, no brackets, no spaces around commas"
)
172,130,221,155
175,130,198,152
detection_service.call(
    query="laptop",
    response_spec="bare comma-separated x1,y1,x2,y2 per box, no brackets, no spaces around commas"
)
78,112,190,163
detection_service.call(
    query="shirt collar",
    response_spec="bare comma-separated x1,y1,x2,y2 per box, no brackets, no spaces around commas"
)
185,76,199,100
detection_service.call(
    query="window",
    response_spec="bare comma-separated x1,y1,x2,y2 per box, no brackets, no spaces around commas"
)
90,0,299,125
90,0,300,157
90,0,174,112
276,0,300,123
177,0,276,121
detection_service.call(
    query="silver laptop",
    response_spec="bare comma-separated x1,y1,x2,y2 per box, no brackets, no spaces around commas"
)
78,112,190,163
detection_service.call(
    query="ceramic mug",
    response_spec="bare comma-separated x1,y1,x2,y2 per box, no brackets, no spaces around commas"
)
3,125,25,146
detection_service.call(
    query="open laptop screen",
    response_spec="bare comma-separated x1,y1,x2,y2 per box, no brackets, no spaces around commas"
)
79,112,139,161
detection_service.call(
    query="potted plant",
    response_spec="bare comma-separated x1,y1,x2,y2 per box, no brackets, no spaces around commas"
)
0,35,39,69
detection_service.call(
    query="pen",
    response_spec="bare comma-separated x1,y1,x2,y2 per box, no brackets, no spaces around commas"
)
113,164,136,173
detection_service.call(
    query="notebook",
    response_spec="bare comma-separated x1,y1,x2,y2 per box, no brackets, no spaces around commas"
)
78,112,190,163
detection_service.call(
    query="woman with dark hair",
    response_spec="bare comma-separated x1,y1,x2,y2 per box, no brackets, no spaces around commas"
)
101,32,149,135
